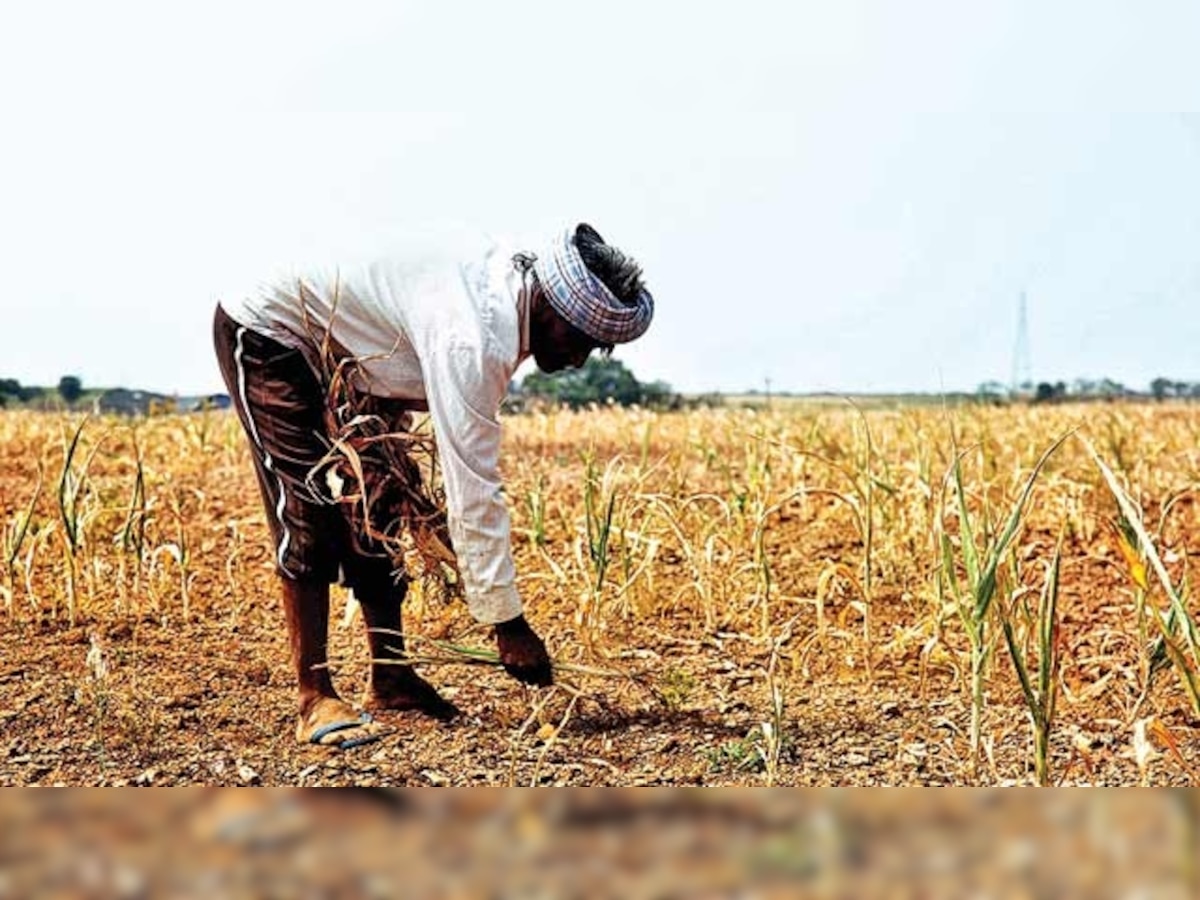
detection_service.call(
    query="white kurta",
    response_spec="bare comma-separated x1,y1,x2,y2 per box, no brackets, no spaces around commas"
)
219,230,530,625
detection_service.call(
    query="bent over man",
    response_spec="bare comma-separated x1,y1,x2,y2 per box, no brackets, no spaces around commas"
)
213,223,654,748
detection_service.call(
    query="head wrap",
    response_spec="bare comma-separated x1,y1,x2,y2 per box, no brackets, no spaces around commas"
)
531,227,654,344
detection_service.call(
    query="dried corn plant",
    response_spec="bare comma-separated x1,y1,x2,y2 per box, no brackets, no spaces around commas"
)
299,294,462,606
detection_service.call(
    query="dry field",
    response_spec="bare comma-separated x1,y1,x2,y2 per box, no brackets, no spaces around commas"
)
2,401,1200,786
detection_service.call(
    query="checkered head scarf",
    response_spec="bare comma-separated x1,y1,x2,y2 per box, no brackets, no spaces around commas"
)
531,226,654,344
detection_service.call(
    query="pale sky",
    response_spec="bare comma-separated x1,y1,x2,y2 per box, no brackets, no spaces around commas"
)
2,1,1198,396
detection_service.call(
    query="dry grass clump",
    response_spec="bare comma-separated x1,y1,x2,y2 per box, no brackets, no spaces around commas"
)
303,308,461,605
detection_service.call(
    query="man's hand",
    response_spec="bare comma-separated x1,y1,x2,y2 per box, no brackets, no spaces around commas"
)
494,615,553,686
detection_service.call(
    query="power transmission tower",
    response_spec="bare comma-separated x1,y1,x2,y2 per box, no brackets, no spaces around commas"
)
1011,291,1032,395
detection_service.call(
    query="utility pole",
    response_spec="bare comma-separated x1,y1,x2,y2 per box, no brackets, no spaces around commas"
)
1011,291,1032,396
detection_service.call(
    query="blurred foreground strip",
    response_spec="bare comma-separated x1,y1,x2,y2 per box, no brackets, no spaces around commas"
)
1,788,1197,897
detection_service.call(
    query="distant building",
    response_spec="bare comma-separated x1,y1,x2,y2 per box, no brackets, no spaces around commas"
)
177,394,232,413
94,389,170,416
93,390,231,416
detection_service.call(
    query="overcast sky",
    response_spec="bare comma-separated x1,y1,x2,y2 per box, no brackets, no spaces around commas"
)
2,1,1198,395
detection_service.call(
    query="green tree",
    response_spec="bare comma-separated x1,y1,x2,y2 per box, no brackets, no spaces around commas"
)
58,375,84,405
1033,381,1067,404
1150,377,1173,401
519,357,675,410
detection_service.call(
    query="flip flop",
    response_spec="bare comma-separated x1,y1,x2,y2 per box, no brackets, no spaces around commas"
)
308,712,381,750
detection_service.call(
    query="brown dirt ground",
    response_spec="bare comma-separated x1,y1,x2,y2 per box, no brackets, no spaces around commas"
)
2,530,1194,788
2,408,1199,786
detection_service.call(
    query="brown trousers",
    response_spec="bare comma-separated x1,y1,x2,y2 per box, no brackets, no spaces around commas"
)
212,304,398,589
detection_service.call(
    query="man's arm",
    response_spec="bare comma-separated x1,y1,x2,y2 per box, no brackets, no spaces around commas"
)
422,342,519,624
419,340,552,685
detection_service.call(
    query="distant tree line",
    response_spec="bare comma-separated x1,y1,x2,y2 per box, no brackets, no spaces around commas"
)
0,378,45,406
0,376,84,408
0,376,233,416
1147,378,1200,401
9,369,1200,414
511,358,681,411
977,378,1200,404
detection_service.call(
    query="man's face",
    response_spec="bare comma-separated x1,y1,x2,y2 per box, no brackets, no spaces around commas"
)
530,289,610,373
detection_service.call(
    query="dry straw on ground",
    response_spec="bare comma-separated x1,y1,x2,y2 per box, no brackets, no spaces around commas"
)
3,400,1200,786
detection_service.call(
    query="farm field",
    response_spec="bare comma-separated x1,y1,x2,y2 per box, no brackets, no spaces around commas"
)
2,402,1200,786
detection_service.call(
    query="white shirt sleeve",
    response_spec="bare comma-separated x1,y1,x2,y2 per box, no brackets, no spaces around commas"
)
419,337,523,625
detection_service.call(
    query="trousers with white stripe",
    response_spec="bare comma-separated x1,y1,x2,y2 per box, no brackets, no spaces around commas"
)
212,304,397,591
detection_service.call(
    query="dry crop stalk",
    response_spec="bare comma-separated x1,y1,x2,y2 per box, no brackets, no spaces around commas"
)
298,291,462,606
998,537,1063,786
578,454,618,655
524,472,548,547
2,464,43,617
939,430,1069,781
116,428,147,614
754,406,887,680
1084,436,1200,717
56,416,105,625
848,401,881,680
758,615,796,786
649,493,734,632
167,485,193,619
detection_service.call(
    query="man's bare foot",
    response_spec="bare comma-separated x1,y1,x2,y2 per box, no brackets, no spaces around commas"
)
495,615,554,686
296,695,389,749
365,670,460,722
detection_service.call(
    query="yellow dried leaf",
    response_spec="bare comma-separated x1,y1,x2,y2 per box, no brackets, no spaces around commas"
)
1113,527,1148,591
1148,718,1192,775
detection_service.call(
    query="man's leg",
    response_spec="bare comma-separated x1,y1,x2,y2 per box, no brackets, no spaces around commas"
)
347,563,460,721
283,575,335,708
283,576,384,745
339,399,460,721
213,305,382,748
285,575,376,744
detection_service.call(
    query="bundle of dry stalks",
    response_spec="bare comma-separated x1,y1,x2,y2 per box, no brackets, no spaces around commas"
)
299,290,461,605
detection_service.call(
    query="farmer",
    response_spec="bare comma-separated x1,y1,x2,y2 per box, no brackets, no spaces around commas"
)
213,224,653,749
